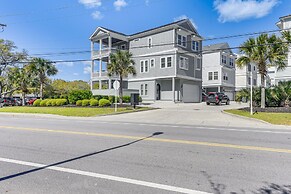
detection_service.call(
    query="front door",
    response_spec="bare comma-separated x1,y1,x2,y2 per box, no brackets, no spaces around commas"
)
156,84,161,100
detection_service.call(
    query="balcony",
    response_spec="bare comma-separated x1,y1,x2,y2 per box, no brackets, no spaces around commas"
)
92,72,109,79
91,48,118,59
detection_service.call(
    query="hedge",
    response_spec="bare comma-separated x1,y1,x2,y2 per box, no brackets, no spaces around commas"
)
40,99,50,107
76,100,82,106
90,99,98,106
68,90,92,104
99,99,111,107
82,99,90,107
33,99,42,106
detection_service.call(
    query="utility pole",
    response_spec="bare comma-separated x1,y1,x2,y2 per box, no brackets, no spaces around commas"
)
0,23,7,32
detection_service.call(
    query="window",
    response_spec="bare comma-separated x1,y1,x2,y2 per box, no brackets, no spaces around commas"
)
222,55,226,64
254,66,256,71
140,60,149,73
140,84,144,95
179,56,189,70
196,58,201,70
214,71,218,80
248,64,251,72
192,41,199,51
223,73,228,81
144,84,148,96
208,72,213,80
253,79,257,86
161,57,166,68
121,44,126,50
167,57,172,67
229,58,234,66
148,37,152,48
177,34,186,47
150,59,155,68
140,61,144,73
161,57,172,68
248,77,251,85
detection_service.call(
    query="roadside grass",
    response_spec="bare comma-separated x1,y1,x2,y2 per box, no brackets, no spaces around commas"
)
0,106,151,117
225,109,291,125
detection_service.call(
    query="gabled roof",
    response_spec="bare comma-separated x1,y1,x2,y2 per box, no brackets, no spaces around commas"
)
203,42,233,54
279,14,291,20
89,19,201,40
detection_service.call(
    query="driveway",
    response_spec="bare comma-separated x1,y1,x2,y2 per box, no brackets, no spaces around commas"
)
96,101,286,129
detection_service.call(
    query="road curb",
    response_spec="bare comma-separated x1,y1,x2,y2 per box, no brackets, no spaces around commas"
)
221,110,273,125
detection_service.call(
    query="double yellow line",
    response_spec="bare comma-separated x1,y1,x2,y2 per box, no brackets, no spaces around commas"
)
1,125,291,154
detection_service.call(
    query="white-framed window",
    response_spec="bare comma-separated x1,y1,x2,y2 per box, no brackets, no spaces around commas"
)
229,58,234,66
179,56,189,70
214,71,218,80
160,56,172,68
145,60,149,72
248,77,251,85
192,41,199,51
208,72,213,80
177,34,186,47
140,84,144,95
150,59,155,68
144,84,148,96
248,64,251,72
223,73,228,81
167,56,172,68
140,61,144,73
148,37,152,48
254,66,256,71
140,60,149,73
196,58,201,70
222,55,226,64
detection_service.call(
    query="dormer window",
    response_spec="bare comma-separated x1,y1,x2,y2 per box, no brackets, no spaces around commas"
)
192,41,199,51
177,34,187,48
222,55,227,64
229,58,234,66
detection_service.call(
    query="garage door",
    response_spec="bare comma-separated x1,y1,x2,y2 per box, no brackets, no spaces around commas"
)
182,84,200,103
224,91,234,101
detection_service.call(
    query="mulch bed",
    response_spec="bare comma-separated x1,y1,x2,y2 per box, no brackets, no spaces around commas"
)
239,107,291,113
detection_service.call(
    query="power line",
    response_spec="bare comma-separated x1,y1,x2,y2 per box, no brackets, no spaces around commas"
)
29,27,291,57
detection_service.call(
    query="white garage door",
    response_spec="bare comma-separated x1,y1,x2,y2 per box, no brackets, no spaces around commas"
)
224,91,234,101
182,84,200,103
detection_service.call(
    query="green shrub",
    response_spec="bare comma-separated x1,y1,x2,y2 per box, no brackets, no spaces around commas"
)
99,99,111,107
139,96,142,102
33,99,42,107
108,95,119,103
122,96,131,103
56,99,67,106
82,99,90,106
51,99,57,106
46,99,53,106
40,99,49,107
76,100,82,106
90,99,98,106
68,90,92,104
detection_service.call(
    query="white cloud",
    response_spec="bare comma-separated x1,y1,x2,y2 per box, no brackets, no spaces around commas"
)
83,66,91,74
214,0,279,23
78,0,102,8
113,0,127,11
145,0,150,6
91,11,104,20
174,15,198,29
73,73,79,76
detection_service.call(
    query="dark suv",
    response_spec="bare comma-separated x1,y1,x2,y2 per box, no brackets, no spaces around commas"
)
2,97,16,106
206,92,230,105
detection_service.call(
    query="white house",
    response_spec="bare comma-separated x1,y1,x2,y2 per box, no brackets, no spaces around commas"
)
202,43,236,100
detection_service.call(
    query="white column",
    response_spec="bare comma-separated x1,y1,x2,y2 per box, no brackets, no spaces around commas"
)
108,36,112,50
91,42,94,58
99,39,102,53
99,59,102,77
218,86,221,92
99,80,102,90
172,77,175,102
109,79,112,89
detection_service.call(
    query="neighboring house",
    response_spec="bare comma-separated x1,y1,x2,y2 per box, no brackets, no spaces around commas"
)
202,43,236,100
235,54,258,91
273,15,291,84
89,19,203,102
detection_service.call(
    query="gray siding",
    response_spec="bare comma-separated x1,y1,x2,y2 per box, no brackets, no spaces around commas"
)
176,54,202,79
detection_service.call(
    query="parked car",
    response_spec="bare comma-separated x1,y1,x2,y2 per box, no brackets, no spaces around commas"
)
206,92,230,105
2,97,17,106
0,98,4,108
14,97,22,106
27,98,37,105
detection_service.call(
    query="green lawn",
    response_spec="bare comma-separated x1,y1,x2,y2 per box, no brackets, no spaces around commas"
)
0,106,150,117
225,109,291,125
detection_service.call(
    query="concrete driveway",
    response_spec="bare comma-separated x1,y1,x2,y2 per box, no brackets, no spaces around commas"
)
96,101,281,129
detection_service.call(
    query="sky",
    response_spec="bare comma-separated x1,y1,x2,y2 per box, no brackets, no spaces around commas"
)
0,0,290,81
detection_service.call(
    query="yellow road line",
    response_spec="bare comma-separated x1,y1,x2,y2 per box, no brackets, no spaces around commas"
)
0,125,291,154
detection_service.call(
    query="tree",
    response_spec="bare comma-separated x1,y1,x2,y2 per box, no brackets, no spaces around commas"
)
236,34,288,108
0,39,27,96
28,57,58,99
107,50,136,103
270,81,291,107
7,66,32,105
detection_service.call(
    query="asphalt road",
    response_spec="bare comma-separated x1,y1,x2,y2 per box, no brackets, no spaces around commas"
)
0,115,291,194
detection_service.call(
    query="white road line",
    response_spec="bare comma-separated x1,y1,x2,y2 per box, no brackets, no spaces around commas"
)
0,157,210,194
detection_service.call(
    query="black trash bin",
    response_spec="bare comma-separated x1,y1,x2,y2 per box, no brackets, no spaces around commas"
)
131,93,139,108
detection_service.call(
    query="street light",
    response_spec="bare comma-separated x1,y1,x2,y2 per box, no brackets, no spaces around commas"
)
250,63,253,115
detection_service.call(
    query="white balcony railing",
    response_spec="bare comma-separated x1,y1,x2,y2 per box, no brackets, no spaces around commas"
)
92,48,118,59
92,72,109,79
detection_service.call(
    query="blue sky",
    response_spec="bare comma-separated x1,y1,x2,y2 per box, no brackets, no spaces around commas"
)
0,0,290,81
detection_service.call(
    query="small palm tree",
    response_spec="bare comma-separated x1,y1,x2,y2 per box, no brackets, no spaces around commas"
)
7,66,32,105
107,50,136,103
236,33,288,108
28,57,58,99
271,81,291,107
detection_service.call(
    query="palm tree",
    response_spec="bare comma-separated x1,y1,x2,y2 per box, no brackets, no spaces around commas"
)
270,81,291,107
28,57,58,99
107,50,136,103
7,66,32,105
236,33,288,108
